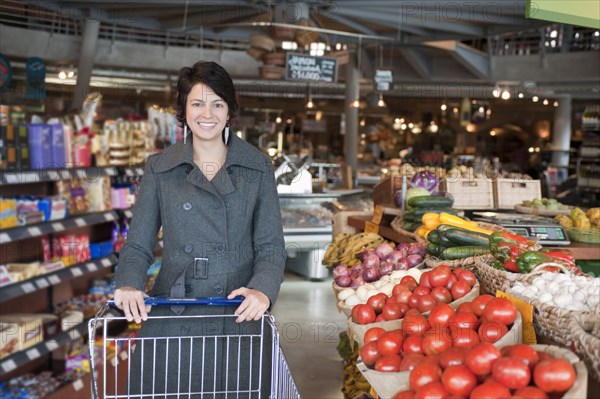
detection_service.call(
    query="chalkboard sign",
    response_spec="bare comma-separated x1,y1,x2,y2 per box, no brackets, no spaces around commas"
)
374,69,393,91
285,53,337,83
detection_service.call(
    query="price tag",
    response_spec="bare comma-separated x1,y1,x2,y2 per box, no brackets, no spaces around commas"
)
5,174,18,184
104,212,115,221
22,282,36,293
23,172,38,183
35,278,49,289
74,218,86,227
26,348,41,360
46,340,59,351
27,226,42,236
72,379,84,391
48,275,61,285
125,210,133,219
51,222,65,232
76,169,86,178
46,170,60,181
71,268,83,277
106,167,117,176
496,291,536,344
71,329,81,339
364,221,380,234
137,168,144,175
1,359,17,373
111,357,119,367
372,205,384,225
0,232,10,244
120,351,129,361
61,170,71,179
86,263,98,272
101,258,112,267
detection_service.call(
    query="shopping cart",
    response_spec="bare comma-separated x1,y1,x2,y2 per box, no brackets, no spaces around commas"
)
88,297,301,399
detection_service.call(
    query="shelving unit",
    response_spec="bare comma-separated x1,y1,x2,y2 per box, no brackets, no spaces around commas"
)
0,167,118,186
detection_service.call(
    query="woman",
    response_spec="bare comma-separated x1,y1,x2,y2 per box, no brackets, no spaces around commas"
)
113,61,286,398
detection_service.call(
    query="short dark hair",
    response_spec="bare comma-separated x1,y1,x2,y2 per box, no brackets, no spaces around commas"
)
176,61,239,127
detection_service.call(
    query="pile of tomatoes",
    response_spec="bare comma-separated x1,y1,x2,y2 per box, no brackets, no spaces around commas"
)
394,343,577,398
351,267,477,325
359,296,518,373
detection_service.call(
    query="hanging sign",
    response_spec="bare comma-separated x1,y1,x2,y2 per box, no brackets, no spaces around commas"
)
374,69,393,92
26,57,46,100
285,53,337,83
0,53,13,89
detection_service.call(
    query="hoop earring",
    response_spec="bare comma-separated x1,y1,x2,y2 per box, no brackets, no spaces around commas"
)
223,124,230,144
183,125,188,144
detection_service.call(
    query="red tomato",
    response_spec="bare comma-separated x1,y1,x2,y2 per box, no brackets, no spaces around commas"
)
403,314,430,336
408,294,421,309
419,271,433,289
414,382,449,399
393,390,415,399
363,327,386,345
492,357,531,389
396,289,414,304
469,382,511,399
431,287,453,304
478,320,509,344
386,295,398,304
449,311,480,330
533,358,576,393
429,266,452,288
502,344,539,369
417,294,438,313
428,303,456,329
451,328,480,348
360,341,380,367
441,365,477,397
452,268,464,277
352,304,376,325
403,335,424,354
423,354,441,366
465,342,501,376
406,308,422,317
414,286,431,296
439,347,468,369
375,313,386,322
382,303,406,321
450,280,472,300
471,295,494,317
401,275,419,290
513,386,549,399
482,298,517,326
377,331,404,355
393,283,412,297
457,270,476,287
446,274,458,290
423,328,453,355
456,302,474,313
375,354,403,372
537,351,554,362
409,362,443,391
367,292,388,314
400,353,426,371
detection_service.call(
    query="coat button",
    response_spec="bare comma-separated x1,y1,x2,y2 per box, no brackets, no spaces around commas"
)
184,245,193,253
217,244,225,253
180,325,190,334
225,202,230,210
214,284,224,295
183,202,192,211
226,166,233,174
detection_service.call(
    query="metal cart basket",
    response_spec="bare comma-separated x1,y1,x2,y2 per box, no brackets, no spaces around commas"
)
88,297,301,398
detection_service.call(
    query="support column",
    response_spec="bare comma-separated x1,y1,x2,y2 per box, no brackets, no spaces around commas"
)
344,51,359,179
73,15,100,109
551,95,572,179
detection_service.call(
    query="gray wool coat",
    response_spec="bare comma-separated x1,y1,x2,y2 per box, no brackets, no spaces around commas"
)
114,133,286,398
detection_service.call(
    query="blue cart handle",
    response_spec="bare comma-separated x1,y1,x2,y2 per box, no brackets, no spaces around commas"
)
107,296,245,307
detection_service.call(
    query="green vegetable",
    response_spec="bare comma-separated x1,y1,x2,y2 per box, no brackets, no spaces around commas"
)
444,228,489,247
402,221,420,232
427,231,441,245
426,243,440,256
441,246,491,260
407,196,454,209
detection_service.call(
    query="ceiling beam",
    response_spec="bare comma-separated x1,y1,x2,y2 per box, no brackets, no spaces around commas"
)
399,49,432,80
161,8,263,30
322,13,377,36
334,8,431,36
424,40,491,79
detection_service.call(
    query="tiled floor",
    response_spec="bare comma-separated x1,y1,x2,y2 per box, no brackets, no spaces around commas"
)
272,271,347,399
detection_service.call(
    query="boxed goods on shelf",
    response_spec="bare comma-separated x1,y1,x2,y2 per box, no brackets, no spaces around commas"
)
444,178,494,209
0,198,17,229
0,314,43,353
494,178,542,209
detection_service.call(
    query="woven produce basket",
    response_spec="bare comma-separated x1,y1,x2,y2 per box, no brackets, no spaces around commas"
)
569,311,600,381
295,18,320,47
259,65,284,80
472,256,529,295
262,51,287,66
566,227,600,244
249,34,275,51
390,216,426,243
246,46,266,61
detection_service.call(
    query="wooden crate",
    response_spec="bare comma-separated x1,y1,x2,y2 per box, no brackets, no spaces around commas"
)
372,176,404,207
444,178,495,210
494,179,541,209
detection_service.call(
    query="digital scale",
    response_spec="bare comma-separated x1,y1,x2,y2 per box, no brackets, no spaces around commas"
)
473,212,571,246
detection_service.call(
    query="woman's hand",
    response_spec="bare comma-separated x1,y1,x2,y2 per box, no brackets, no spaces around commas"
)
227,287,269,323
113,286,151,323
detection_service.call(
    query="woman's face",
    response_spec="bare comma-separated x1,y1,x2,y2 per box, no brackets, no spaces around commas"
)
185,82,229,143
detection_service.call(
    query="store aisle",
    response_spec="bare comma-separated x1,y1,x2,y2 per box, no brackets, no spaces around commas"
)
272,271,347,399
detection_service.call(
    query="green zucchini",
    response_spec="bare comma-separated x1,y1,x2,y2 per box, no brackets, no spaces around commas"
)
427,231,441,245
426,243,439,256
408,196,454,209
402,221,420,232
440,246,491,260
402,213,422,223
444,228,489,247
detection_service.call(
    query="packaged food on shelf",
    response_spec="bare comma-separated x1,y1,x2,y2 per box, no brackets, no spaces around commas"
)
58,311,84,332
0,314,43,353
56,179,90,215
0,322,19,359
0,371,61,398
87,176,112,212
4,262,45,282
89,240,114,260
0,198,17,229
15,197,45,226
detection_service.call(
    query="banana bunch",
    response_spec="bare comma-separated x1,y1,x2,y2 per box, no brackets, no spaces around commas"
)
322,232,385,268
342,358,371,399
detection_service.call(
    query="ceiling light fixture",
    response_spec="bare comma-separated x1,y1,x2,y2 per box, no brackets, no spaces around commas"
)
377,93,386,107
501,90,511,100
532,96,539,102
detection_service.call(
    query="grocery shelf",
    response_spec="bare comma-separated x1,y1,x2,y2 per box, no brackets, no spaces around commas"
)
0,211,118,243
123,167,145,177
0,167,118,186
0,254,117,303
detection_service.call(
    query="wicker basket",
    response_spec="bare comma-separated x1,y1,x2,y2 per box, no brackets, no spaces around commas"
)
249,34,275,51
569,312,600,381
262,51,287,66
259,65,285,80
390,216,426,243
246,46,266,61
473,258,529,295
272,26,295,40
566,227,600,244
295,18,320,47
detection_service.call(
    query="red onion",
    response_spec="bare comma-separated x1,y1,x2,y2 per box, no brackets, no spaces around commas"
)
394,259,409,270
375,243,394,260
407,254,423,268
350,265,364,279
335,275,352,287
351,277,365,287
408,243,426,257
358,249,375,262
362,252,380,269
386,250,404,264
395,243,410,252
379,261,394,276
362,267,381,283
333,265,350,279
